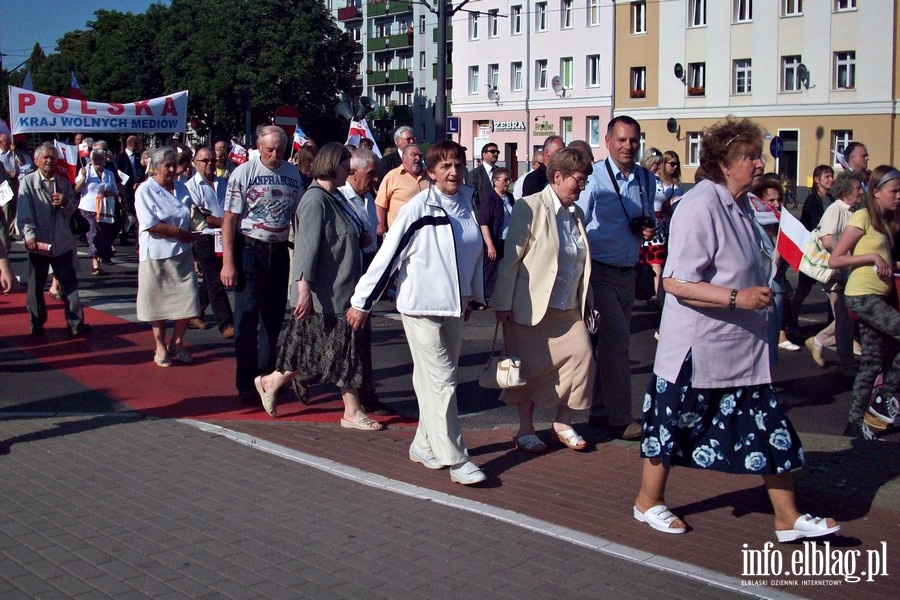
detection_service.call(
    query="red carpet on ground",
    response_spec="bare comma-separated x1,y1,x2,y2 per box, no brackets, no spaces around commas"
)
0,290,412,426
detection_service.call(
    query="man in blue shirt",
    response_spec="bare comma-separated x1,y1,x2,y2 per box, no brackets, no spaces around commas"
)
576,116,655,440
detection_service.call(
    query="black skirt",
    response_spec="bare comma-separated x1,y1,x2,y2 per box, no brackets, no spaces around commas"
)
275,312,363,389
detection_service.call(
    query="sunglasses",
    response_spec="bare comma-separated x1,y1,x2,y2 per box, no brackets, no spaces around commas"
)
666,161,679,166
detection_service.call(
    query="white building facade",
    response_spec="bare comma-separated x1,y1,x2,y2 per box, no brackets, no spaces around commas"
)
450,1,616,178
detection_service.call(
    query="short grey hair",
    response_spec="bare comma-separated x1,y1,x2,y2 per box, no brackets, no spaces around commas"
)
255,125,288,148
350,147,378,171
34,142,58,159
92,139,109,150
90,148,107,163
393,125,414,144
148,146,178,171
831,170,866,200
400,143,420,158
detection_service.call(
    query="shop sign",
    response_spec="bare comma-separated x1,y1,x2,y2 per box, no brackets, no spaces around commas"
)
492,120,526,132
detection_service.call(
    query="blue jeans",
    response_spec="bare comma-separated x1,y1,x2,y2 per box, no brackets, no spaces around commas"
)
232,236,290,393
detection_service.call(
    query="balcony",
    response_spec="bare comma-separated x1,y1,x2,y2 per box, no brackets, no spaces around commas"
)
432,63,453,79
369,69,413,86
337,6,362,20
366,32,413,52
368,0,412,17
432,25,453,43
687,86,705,97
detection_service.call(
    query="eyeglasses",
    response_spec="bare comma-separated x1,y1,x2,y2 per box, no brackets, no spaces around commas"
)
400,136,415,143
195,159,213,163
486,149,499,154
741,154,767,165
665,161,679,166
565,174,587,188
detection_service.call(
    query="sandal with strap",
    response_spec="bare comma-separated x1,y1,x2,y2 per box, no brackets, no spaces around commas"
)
776,514,841,543
556,427,586,451
633,504,687,534
514,434,548,453
340,414,385,431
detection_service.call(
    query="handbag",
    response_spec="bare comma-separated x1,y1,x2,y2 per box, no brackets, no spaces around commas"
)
70,209,91,236
478,321,526,389
634,261,655,300
798,229,834,283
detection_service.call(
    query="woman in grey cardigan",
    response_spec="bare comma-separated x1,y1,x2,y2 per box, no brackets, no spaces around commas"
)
253,143,383,430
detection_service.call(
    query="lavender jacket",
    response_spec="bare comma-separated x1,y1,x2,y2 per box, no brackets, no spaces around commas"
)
653,179,772,387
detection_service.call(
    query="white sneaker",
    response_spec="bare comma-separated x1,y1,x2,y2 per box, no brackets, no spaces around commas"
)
778,340,801,351
409,446,444,470
449,461,486,485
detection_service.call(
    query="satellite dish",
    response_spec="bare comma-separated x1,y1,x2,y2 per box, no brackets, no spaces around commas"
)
487,88,498,101
666,118,678,134
334,101,354,120
797,63,810,89
674,63,684,81
551,76,563,94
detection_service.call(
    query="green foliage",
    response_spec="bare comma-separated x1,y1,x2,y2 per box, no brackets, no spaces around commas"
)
4,0,360,142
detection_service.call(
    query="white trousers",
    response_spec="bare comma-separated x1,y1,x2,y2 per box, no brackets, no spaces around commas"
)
401,313,469,466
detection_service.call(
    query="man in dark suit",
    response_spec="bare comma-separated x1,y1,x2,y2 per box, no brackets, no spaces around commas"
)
465,142,499,208
113,135,145,244
378,125,415,179
522,135,564,197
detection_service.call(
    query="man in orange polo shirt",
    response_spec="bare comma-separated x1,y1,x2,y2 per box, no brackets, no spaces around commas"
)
375,144,428,235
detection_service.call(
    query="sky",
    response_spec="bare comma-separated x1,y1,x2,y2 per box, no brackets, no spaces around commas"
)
0,1,168,71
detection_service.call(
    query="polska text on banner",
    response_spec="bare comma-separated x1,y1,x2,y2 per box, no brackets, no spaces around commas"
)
346,119,382,157
8,86,188,135
53,140,80,184
229,143,248,166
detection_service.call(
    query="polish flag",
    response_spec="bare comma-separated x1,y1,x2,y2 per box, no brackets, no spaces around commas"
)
53,140,80,183
776,209,809,272
346,118,382,157
229,143,248,165
69,71,85,100
292,127,309,152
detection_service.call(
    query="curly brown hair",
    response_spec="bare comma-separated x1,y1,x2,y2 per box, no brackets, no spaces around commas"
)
698,118,764,185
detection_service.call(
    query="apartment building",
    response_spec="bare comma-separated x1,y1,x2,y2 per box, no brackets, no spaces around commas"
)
450,1,616,177
616,0,900,188
328,0,445,144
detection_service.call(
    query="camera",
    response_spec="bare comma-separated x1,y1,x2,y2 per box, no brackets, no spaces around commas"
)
629,215,655,235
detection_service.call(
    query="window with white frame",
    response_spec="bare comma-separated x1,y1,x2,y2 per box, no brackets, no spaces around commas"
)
733,59,752,94
561,57,573,89
782,0,802,16
561,117,574,145
833,51,856,90
536,3,548,32
469,12,479,40
587,116,601,147
400,54,412,70
781,55,802,91
511,62,523,91
689,0,706,26
630,67,646,98
588,0,601,26
349,26,361,41
376,55,390,71
468,66,479,94
631,1,646,34
733,0,752,23
562,0,574,29
834,0,856,11
488,64,500,92
687,133,702,166
419,15,426,33
832,130,852,156
688,62,705,95
586,55,601,87
488,9,499,37
511,5,522,35
535,59,548,89
419,52,426,70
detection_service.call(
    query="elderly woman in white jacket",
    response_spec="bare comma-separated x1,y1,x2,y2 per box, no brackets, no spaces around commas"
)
347,140,486,486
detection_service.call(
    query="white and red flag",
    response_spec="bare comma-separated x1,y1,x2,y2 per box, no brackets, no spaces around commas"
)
776,209,810,272
229,143,248,165
69,71,85,100
53,140,80,183
292,127,309,152
346,119,382,157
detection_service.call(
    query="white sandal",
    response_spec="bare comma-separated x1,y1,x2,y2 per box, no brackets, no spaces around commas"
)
776,514,841,542
633,504,687,534
556,427,586,451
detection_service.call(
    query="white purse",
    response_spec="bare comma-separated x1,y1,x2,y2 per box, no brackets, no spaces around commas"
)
479,322,526,389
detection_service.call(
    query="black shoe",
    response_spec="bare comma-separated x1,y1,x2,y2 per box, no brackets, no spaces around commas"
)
30,323,45,335
69,324,92,337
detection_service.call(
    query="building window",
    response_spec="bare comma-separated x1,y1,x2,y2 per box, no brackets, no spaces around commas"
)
536,3,548,32
488,9,499,37
587,116,601,147
687,133,702,166
832,130,852,156
561,117,574,145
588,0,601,26
834,0,856,11
631,1,646,34
511,5,522,35
535,59,548,90
630,67,646,98
586,55,601,87
781,55,802,92
562,0,574,29
511,62,523,91
419,52,426,70
689,0,706,27
733,0,752,23
687,62,705,96
349,26,361,41
488,63,499,92
468,66,479,94
833,51,856,90
782,0,802,16
561,57,573,89
468,12,479,40
419,15,426,33
733,59,752,94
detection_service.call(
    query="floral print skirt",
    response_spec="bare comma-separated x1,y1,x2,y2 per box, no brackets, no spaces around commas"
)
640,352,804,475
275,312,363,390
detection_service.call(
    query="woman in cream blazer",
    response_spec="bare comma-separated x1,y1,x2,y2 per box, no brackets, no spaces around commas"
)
493,148,595,453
